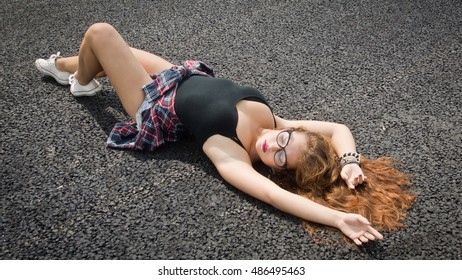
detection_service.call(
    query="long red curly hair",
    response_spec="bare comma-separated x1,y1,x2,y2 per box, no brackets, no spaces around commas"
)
274,128,415,240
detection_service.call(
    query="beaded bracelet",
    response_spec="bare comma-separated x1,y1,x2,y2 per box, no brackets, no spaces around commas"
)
339,152,361,169
340,152,360,161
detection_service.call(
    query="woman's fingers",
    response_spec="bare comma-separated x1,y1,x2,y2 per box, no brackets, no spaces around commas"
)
360,236,369,243
347,180,356,189
364,232,376,240
349,174,368,188
368,226,384,240
357,174,363,184
349,216,384,245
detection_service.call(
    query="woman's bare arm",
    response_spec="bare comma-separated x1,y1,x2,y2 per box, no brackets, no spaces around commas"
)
275,116,357,157
203,135,382,245
276,117,367,189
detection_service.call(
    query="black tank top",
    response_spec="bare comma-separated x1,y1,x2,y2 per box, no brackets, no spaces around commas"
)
174,75,276,147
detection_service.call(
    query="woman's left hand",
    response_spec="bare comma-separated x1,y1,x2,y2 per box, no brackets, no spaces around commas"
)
340,164,367,189
337,214,383,246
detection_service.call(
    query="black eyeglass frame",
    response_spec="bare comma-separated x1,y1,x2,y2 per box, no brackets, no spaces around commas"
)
274,129,293,169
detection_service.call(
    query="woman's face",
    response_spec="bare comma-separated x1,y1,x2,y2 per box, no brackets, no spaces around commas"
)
255,129,307,170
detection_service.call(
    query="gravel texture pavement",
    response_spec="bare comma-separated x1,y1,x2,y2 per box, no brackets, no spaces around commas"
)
1,0,461,259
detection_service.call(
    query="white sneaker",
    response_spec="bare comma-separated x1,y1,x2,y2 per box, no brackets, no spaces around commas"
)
69,73,102,97
35,52,72,85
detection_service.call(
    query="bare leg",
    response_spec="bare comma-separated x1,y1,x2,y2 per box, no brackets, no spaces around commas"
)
58,23,173,119
56,48,173,78
55,56,79,74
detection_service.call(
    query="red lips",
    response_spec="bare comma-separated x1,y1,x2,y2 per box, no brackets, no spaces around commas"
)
262,140,268,153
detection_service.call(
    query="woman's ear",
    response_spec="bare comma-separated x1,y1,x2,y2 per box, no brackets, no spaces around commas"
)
267,167,290,179
273,167,288,175
267,167,276,178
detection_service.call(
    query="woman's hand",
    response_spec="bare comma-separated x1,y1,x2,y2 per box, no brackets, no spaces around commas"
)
337,214,383,246
341,164,367,189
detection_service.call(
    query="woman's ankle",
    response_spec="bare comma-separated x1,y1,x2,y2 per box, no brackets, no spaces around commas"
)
54,57,67,72
74,71,93,86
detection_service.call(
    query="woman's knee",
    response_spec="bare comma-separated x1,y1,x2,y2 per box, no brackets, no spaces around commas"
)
85,22,119,42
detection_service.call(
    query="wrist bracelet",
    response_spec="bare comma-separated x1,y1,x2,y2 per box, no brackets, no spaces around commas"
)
340,152,360,161
339,152,361,169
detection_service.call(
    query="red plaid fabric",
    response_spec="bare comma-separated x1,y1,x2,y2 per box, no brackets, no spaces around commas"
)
106,60,214,151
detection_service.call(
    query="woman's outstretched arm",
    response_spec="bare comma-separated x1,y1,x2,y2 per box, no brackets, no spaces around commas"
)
203,135,382,245
276,116,357,157
276,116,366,189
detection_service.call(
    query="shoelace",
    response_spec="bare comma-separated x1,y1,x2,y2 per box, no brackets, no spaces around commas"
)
48,52,61,61
68,74,76,86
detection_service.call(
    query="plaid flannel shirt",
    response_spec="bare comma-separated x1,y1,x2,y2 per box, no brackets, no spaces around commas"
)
106,60,215,151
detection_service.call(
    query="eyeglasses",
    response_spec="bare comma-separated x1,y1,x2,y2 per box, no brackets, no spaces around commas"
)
274,129,293,169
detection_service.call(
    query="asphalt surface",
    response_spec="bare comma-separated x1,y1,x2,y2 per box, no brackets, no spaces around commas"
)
1,0,461,260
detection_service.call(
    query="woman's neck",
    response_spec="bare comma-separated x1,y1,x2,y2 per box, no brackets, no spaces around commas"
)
235,100,276,162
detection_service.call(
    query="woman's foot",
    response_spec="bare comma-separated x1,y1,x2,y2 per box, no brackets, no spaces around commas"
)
69,73,102,97
35,52,72,85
